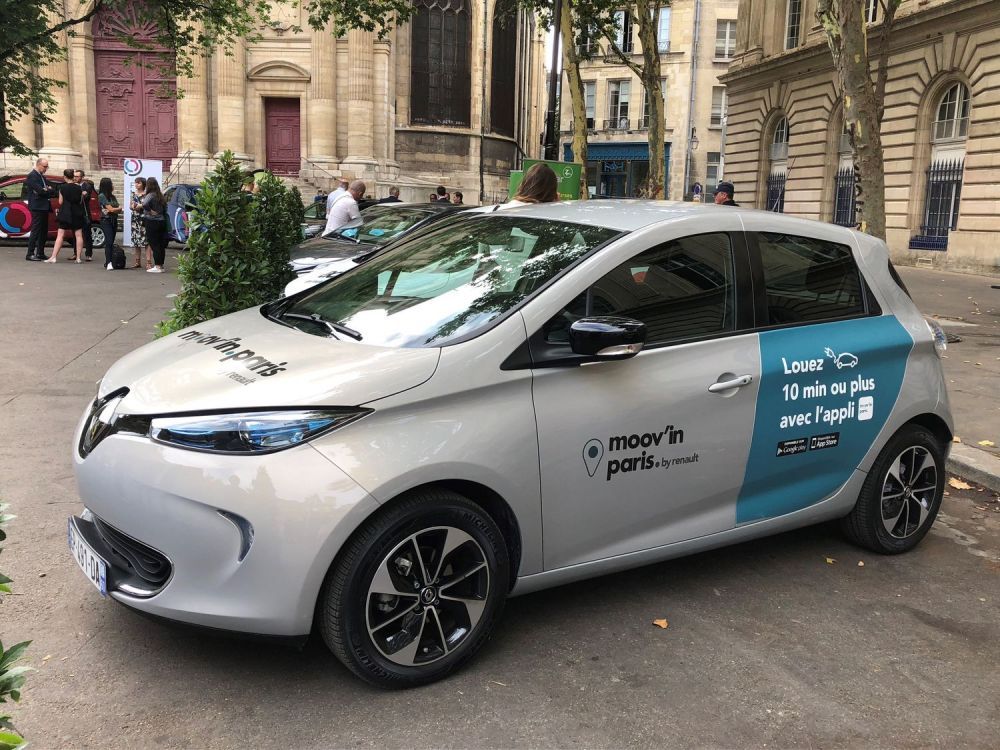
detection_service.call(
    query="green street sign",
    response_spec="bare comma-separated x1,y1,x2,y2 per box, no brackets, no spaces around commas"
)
507,159,582,201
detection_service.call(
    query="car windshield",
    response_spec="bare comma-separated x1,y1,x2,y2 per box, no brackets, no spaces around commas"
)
328,206,436,245
281,215,620,347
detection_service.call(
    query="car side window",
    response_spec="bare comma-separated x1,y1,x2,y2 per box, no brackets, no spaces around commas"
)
757,232,865,325
545,232,737,347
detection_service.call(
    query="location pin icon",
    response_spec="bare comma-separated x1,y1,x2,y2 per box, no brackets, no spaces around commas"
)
582,439,604,477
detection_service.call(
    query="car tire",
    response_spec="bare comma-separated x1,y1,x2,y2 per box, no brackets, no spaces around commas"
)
841,424,945,554
90,225,105,247
319,489,509,688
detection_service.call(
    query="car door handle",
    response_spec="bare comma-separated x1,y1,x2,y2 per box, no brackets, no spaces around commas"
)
708,375,754,393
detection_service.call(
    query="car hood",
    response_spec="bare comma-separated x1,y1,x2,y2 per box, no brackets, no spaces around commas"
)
100,307,441,414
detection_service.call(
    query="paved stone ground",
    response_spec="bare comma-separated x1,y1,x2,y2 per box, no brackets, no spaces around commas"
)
1,247,998,749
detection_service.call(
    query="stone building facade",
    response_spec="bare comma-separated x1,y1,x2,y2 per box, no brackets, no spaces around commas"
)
559,0,740,201
721,0,1000,272
1,0,548,203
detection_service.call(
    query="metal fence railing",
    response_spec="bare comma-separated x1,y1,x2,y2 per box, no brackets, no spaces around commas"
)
909,159,964,251
766,172,786,213
833,166,857,227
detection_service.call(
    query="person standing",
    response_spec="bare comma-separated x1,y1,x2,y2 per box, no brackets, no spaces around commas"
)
130,177,147,268
45,169,86,262
451,191,464,205
97,178,122,269
141,177,168,273
24,157,55,261
75,169,96,260
434,185,447,202
712,181,739,206
324,180,365,234
378,186,402,204
325,178,349,222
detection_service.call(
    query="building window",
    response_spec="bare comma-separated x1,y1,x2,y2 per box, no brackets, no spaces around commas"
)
410,0,472,127
785,0,802,50
640,78,666,129
489,11,517,137
910,83,970,250
710,86,727,127
607,80,631,129
615,10,634,54
715,19,736,59
865,0,879,24
584,81,596,130
706,152,721,188
657,7,671,53
933,82,971,141
766,116,789,212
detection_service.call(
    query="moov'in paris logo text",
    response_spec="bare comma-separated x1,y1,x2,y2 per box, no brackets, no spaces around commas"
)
123,159,143,176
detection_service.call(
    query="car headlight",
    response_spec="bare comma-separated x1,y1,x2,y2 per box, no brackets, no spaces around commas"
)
149,408,370,454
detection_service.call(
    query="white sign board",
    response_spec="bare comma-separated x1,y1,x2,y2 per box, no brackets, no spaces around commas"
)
122,158,163,247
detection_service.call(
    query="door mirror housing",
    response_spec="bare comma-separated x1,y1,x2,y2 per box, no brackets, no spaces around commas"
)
569,316,646,360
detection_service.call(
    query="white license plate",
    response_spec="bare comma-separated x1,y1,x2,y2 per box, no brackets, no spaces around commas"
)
68,518,108,597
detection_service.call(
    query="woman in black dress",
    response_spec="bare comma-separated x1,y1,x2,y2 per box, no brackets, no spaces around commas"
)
45,169,86,263
142,177,168,273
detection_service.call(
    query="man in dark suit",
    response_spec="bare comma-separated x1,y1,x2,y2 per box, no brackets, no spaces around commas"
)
25,158,55,261
378,186,402,204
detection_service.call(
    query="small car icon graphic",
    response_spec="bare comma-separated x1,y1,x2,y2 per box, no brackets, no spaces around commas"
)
825,348,859,369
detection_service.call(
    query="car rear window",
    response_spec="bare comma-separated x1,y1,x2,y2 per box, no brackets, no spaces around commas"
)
757,232,866,325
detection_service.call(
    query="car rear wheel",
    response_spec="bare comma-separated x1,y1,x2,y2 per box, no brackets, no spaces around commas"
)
319,490,509,688
90,225,105,247
841,424,945,554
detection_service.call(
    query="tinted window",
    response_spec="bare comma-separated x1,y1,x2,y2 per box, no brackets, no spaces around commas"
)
284,216,619,347
331,206,435,246
758,232,865,325
547,233,736,346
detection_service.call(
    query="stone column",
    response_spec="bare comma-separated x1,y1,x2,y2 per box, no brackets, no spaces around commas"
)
39,27,81,167
342,29,377,177
215,42,251,161
373,40,390,162
178,39,212,169
8,112,36,153
308,21,338,176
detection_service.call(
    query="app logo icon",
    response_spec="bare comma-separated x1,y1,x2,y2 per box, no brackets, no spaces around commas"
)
582,438,604,477
858,396,874,421
123,159,143,176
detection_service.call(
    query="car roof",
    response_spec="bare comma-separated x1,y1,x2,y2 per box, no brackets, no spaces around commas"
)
482,199,865,242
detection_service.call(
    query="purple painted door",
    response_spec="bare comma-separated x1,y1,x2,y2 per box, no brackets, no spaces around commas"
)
265,98,301,175
93,3,177,170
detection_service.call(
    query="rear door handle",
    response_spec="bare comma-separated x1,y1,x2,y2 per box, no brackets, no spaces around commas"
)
708,374,754,393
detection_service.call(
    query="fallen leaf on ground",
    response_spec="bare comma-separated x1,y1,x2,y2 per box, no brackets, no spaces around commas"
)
978,440,995,447
825,557,836,564
949,477,972,490
953,436,962,443
652,619,669,629
42,654,52,662
489,680,507,687
857,561,865,567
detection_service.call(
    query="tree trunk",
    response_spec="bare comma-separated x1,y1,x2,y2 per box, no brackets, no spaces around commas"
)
561,0,589,199
817,0,887,239
635,1,664,198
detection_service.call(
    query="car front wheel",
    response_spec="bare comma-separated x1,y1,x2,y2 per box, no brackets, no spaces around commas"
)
319,490,509,688
90,225,105,247
842,424,946,554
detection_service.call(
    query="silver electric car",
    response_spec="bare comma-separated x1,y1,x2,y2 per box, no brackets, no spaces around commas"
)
69,201,952,687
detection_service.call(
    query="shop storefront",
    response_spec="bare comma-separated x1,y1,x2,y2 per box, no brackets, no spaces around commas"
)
564,142,671,198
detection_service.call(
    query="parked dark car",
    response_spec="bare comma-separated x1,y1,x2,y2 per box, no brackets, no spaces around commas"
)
0,174,101,243
290,202,465,275
164,183,200,244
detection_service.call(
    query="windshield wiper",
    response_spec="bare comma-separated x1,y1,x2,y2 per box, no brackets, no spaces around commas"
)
280,312,363,341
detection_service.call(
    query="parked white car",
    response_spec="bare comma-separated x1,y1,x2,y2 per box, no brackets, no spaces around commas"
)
70,201,951,687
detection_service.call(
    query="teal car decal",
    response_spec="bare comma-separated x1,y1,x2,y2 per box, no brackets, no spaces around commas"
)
737,315,913,523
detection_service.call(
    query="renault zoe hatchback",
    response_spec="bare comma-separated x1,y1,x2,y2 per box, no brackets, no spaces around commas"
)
70,201,952,687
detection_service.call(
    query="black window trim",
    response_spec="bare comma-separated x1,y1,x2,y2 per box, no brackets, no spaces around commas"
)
744,230,881,333
507,230,756,370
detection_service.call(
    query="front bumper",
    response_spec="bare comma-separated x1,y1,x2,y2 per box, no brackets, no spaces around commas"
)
71,413,378,636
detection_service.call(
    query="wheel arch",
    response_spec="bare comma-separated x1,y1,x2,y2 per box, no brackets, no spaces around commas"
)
904,413,953,448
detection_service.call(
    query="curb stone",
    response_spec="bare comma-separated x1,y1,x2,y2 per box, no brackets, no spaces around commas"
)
947,443,1000,494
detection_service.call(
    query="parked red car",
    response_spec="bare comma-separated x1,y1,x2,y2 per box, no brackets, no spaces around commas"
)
0,174,102,243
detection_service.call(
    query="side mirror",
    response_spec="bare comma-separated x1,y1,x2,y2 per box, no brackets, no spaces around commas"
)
569,316,646,360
